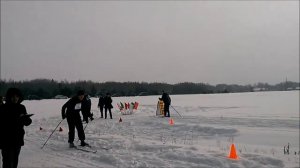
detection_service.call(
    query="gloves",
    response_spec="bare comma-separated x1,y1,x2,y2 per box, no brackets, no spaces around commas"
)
89,113,94,121
83,117,89,123
20,115,32,126
89,116,94,121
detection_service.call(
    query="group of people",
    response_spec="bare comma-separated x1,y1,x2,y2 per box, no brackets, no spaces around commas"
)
61,91,113,148
0,88,170,168
0,88,114,168
97,93,113,119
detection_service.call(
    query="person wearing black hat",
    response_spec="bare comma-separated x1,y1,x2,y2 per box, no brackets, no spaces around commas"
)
61,90,89,147
0,88,32,168
161,91,171,117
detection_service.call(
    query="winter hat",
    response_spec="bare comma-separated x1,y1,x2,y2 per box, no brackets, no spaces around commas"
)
5,88,24,103
77,90,85,96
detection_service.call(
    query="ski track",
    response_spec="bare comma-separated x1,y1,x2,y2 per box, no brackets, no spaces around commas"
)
13,103,298,168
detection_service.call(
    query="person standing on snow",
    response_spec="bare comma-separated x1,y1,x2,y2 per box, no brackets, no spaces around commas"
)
61,90,89,147
81,95,94,123
162,91,171,117
0,88,32,168
97,95,105,118
104,93,113,119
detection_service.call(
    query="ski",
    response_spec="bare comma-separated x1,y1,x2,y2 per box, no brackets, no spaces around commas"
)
84,144,110,151
100,146,110,150
74,146,97,153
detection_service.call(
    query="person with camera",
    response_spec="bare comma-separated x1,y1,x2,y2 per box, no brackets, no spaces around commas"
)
0,88,32,168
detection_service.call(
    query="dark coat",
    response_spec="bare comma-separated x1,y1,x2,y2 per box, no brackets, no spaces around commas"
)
98,96,105,107
81,95,92,121
61,96,83,119
162,93,171,105
104,96,113,109
0,102,32,149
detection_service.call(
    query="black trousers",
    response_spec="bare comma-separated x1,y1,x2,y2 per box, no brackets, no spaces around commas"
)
99,105,104,118
164,104,170,117
66,116,85,143
1,146,21,168
105,108,112,119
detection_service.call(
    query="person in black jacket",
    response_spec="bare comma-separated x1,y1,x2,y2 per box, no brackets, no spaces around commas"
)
61,90,88,147
162,91,171,117
81,95,93,123
104,93,113,119
0,88,32,168
97,95,105,118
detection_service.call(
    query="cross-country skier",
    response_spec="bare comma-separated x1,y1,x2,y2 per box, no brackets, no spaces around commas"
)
61,90,89,148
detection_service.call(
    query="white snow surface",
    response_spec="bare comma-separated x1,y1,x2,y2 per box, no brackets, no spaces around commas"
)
1,91,299,168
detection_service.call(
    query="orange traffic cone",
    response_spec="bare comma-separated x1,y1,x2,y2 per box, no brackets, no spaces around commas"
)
59,127,63,132
228,143,239,160
169,118,174,125
119,117,122,122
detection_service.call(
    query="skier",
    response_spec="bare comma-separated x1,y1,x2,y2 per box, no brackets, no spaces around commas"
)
104,93,113,119
162,91,171,117
97,95,105,118
61,90,89,147
81,95,94,123
0,88,32,168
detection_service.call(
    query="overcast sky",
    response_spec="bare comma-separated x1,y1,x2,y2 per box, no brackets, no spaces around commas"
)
1,1,299,85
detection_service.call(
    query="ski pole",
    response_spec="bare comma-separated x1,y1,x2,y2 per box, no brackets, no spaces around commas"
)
41,119,64,149
170,105,183,118
83,122,89,131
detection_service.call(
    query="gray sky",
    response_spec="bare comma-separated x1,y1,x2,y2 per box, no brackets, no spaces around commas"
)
1,1,299,85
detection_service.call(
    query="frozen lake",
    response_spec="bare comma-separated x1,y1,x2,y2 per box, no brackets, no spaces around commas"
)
4,90,298,167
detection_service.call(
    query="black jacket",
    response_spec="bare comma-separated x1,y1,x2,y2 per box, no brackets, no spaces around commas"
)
98,96,105,107
61,96,83,119
82,96,91,113
0,103,32,149
104,96,113,109
81,95,92,121
162,93,171,105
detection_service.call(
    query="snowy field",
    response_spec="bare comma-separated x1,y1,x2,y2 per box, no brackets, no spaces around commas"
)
1,91,299,168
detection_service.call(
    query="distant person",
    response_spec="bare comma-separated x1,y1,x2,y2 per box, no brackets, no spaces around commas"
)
61,90,89,147
162,91,171,117
0,88,32,168
104,93,113,119
97,95,105,118
81,95,94,123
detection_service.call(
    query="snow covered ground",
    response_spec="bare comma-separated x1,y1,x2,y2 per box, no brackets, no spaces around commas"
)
1,91,299,168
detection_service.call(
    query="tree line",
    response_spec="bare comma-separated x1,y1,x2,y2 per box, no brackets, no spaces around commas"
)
0,79,299,100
